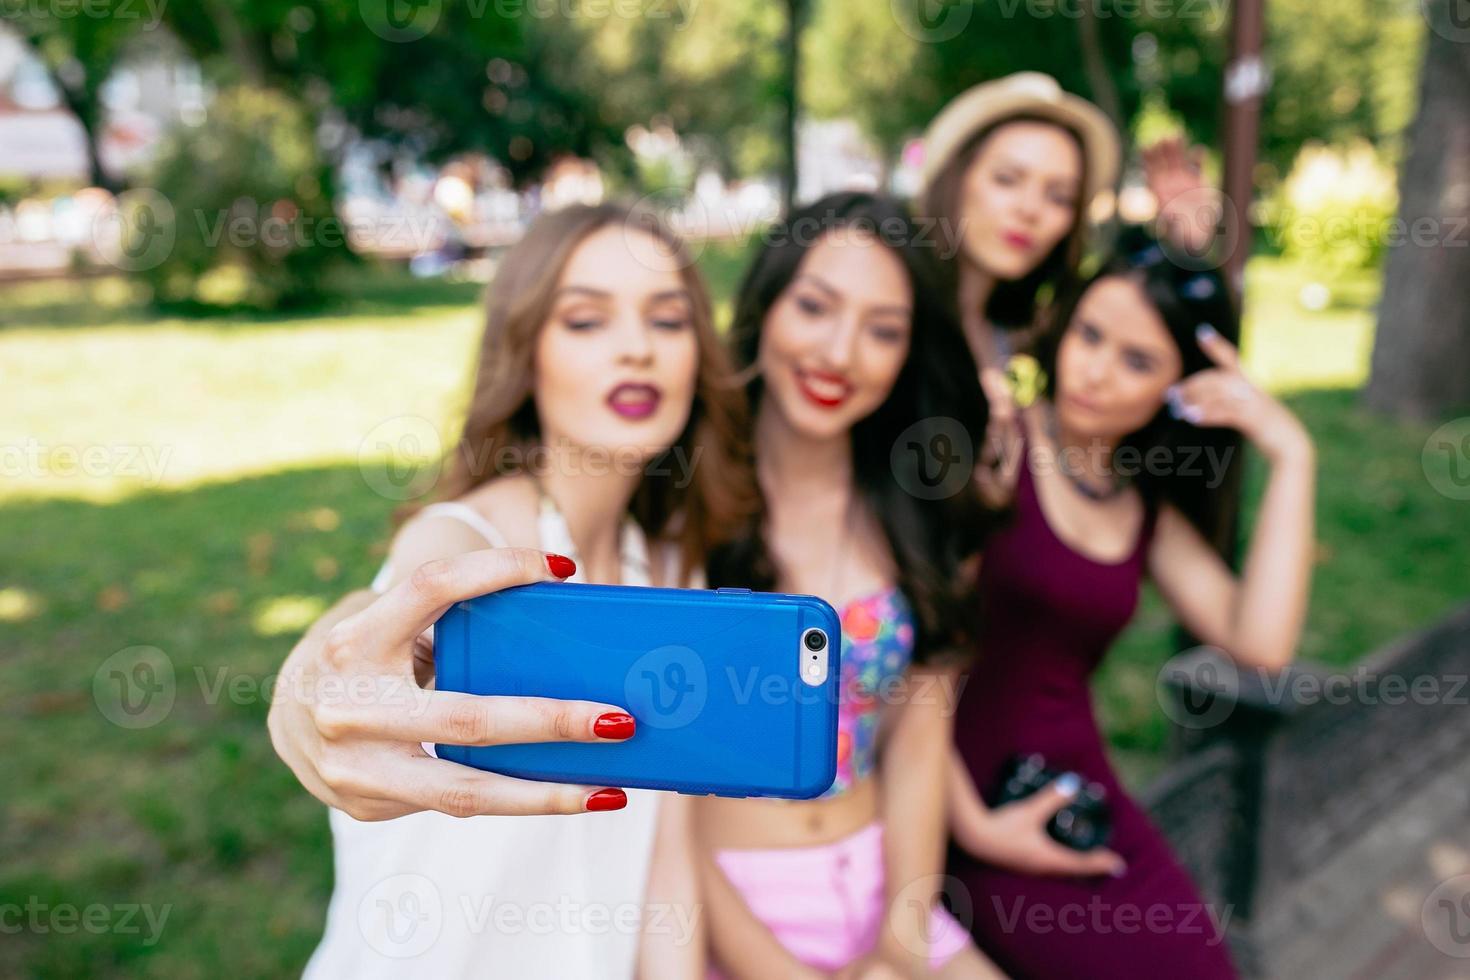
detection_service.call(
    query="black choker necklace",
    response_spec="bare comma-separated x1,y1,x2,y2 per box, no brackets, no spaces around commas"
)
1044,406,1130,502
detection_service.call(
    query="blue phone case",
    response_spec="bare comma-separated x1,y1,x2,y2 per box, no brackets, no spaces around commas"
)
434,583,842,799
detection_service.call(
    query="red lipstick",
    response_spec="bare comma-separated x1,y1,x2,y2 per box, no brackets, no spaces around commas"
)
795,368,853,409
606,383,662,419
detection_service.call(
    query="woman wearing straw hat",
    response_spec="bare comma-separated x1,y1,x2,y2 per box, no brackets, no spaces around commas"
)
916,71,1211,507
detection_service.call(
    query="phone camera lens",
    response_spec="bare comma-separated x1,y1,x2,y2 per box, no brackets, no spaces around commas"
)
803,629,827,653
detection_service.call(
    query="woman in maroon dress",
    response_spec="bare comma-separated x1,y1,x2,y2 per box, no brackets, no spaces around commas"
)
946,240,1318,978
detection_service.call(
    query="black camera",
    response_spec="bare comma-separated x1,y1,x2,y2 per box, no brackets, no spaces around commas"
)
993,753,1112,852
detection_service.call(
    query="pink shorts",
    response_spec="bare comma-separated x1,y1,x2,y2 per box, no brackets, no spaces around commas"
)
708,822,971,977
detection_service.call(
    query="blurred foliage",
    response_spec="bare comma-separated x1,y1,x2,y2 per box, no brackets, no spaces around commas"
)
135,87,347,311
0,0,149,189
4,0,1429,189
804,0,1425,179
1262,141,1399,276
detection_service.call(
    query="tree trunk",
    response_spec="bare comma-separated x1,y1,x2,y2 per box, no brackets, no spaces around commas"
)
1075,4,1120,132
1364,4,1470,421
780,0,804,214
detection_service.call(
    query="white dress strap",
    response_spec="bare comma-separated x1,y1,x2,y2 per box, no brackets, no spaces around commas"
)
417,501,510,548
368,501,509,594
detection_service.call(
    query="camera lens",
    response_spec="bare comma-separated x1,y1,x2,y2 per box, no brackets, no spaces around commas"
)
803,629,827,653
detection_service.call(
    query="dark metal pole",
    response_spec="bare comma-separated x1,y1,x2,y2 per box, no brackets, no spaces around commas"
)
1221,0,1268,299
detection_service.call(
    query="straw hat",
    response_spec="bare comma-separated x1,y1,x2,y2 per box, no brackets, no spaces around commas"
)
919,72,1121,203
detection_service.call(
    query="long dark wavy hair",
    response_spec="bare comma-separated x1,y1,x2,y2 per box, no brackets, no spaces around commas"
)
1036,228,1243,545
707,192,992,661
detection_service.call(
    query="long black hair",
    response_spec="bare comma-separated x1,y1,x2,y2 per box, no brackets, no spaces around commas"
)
707,192,992,661
1036,228,1243,545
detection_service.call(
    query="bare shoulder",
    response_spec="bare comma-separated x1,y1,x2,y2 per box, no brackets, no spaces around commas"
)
380,477,539,589
457,474,540,547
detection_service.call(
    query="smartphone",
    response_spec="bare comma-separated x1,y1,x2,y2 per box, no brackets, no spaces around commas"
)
434,582,842,799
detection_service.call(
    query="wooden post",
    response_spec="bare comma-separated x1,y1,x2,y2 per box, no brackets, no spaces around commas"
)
1221,0,1268,299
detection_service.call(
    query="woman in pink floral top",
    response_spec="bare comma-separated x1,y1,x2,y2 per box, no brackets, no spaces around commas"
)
696,193,1002,979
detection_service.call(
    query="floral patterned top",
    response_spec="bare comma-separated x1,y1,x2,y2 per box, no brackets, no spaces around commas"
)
818,586,916,799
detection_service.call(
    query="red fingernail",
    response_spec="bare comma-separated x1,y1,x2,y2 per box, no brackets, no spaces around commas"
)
586,788,627,812
546,554,576,579
593,712,636,740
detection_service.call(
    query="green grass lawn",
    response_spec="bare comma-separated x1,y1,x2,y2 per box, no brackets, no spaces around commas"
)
2,252,1465,975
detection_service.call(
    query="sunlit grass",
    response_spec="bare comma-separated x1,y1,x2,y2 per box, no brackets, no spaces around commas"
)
1239,255,1379,393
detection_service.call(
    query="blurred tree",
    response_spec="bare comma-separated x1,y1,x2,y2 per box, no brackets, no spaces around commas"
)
1365,4,1470,421
779,0,809,212
538,2,786,185
803,0,1421,184
2,0,143,191
156,1,602,182
135,86,346,311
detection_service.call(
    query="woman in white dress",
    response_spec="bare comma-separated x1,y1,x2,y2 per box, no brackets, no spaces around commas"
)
268,202,759,978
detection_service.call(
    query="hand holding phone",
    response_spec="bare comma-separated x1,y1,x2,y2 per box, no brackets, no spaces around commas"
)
268,549,645,820
435,583,843,799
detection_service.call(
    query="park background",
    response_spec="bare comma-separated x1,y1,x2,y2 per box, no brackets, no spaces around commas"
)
2,0,1469,976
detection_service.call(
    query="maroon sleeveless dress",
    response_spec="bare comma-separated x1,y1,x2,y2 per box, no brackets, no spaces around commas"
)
948,452,1238,978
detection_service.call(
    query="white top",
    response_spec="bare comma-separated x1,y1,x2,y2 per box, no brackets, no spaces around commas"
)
305,501,662,979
